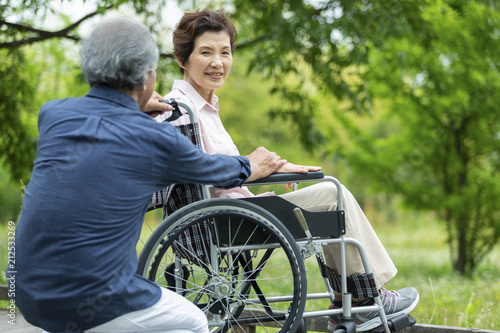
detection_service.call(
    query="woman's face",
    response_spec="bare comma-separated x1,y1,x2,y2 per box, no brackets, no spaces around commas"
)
181,30,233,102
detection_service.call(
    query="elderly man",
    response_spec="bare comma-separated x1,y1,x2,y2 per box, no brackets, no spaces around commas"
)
12,17,285,333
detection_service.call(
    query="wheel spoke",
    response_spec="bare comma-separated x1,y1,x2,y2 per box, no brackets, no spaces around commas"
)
137,200,306,332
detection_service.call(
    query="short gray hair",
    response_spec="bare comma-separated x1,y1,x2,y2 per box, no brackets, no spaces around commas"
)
80,17,159,91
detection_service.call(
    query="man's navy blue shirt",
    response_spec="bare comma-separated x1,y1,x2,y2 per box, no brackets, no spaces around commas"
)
13,87,251,333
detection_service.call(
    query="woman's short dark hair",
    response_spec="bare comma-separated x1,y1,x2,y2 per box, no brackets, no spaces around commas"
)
173,9,237,74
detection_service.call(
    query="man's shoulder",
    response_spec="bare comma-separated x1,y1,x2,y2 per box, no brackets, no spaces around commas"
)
41,96,78,109
38,97,83,124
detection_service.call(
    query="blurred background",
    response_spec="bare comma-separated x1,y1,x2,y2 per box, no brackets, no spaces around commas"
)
1,0,499,329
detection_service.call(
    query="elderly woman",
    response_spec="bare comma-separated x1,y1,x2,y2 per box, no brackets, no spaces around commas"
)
12,16,287,333
156,9,419,332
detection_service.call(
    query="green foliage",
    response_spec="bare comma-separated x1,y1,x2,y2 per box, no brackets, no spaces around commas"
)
0,39,89,183
217,55,333,192
0,0,171,181
0,49,37,182
229,0,499,276
229,0,500,276
0,166,23,223
342,1,500,276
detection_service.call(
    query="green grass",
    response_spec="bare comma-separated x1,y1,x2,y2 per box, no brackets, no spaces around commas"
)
2,210,499,330
136,207,164,254
371,211,500,330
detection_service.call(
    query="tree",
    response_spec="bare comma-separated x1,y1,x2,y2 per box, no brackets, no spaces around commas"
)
0,47,36,181
1,0,499,275
0,0,168,181
230,0,500,275
231,0,500,276
355,1,500,276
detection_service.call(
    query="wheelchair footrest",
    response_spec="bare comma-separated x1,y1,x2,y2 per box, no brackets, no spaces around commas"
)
371,313,417,333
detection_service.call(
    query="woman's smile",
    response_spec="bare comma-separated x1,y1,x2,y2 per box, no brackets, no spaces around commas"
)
205,71,224,79
181,30,233,103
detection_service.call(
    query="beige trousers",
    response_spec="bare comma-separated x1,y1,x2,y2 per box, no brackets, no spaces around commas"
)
279,182,397,289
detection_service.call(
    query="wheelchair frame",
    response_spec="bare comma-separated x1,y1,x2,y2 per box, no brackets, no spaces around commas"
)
137,99,413,333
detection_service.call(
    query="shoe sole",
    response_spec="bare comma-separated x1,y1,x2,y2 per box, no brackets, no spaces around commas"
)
327,292,420,332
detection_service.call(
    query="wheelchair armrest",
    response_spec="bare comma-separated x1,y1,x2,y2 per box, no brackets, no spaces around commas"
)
245,171,345,211
245,171,325,186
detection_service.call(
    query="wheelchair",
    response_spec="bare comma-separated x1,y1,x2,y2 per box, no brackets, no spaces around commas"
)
137,99,416,333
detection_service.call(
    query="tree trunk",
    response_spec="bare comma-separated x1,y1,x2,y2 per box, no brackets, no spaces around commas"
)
453,216,469,276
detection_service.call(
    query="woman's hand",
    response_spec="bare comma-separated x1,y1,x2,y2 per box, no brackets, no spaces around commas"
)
275,162,322,191
275,162,321,174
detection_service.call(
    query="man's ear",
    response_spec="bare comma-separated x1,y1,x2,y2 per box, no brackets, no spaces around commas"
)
136,82,148,93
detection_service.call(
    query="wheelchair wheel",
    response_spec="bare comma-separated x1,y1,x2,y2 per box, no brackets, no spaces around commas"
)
137,204,164,255
137,199,307,333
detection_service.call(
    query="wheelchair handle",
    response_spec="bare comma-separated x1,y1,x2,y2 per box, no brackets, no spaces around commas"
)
145,98,198,123
161,99,183,122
